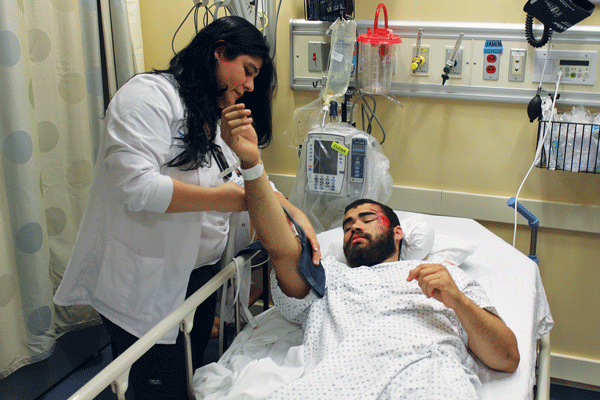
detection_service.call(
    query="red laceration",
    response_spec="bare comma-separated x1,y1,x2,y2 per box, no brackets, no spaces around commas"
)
379,214,390,228
371,208,390,228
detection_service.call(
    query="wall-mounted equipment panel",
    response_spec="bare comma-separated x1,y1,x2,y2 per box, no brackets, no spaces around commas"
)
532,49,597,85
290,19,600,108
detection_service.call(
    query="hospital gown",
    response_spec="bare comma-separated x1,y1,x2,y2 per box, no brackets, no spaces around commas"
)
269,257,496,400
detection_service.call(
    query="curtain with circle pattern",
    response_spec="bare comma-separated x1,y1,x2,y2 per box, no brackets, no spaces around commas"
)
0,0,142,378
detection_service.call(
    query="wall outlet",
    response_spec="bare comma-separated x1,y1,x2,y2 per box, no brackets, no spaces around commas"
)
483,53,500,80
509,49,526,82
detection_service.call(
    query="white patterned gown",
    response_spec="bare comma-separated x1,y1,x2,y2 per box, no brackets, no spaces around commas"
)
268,257,496,400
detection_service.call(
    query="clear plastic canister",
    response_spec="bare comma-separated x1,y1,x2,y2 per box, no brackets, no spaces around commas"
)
356,3,402,94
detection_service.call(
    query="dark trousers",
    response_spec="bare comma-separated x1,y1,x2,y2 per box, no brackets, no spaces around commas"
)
100,264,219,400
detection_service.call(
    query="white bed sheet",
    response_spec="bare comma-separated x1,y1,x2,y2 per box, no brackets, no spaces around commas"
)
395,212,553,400
193,212,553,400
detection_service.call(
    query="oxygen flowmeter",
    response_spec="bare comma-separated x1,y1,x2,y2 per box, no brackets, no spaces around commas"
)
442,33,464,85
410,28,426,71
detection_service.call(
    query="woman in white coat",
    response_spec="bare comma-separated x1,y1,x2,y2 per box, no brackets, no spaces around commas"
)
54,16,319,399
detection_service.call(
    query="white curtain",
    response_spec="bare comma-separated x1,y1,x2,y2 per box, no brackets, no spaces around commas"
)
0,0,142,378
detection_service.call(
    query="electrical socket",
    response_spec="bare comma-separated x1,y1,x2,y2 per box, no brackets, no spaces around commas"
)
483,53,500,80
445,47,463,77
509,49,526,82
412,44,430,75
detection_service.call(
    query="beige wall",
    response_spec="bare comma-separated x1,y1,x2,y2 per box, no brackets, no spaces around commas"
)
139,0,600,363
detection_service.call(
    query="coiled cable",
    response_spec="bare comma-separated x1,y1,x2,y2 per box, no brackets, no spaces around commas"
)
525,14,553,48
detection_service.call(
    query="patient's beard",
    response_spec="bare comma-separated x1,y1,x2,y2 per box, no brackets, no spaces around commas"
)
343,228,397,268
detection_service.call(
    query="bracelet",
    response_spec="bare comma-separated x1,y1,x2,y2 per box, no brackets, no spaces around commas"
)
240,162,264,181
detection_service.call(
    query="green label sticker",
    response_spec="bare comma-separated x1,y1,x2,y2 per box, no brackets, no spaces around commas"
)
331,141,349,155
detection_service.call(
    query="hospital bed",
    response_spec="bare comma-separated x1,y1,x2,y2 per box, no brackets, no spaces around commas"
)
68,208,553,400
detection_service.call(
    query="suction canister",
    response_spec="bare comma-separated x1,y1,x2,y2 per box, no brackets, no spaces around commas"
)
356,3,402,94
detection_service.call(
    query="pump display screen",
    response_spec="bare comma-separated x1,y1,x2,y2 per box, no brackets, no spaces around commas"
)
306,133,347,195
313,140,337,175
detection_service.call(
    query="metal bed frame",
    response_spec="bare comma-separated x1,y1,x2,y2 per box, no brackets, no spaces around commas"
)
67,215,264,400
508,197,551,400
67,201,551,400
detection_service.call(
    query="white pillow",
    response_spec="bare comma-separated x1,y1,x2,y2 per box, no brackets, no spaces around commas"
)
399,215,434,261
317,226,346,263
423,234,478,267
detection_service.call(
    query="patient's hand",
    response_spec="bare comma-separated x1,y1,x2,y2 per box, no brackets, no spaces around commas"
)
407,263,464,310
409,265,520,373
221,104,259,166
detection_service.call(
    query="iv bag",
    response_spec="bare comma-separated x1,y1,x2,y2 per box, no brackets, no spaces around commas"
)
322,18,357,106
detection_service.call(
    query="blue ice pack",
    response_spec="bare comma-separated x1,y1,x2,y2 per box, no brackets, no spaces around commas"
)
282,207,326,297
240,208,326,298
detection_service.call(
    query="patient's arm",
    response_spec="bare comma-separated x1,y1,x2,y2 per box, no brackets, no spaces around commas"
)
221,104,310,299
407,263,520,373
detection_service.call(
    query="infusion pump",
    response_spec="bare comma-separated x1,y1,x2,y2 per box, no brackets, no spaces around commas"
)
305,129,376,198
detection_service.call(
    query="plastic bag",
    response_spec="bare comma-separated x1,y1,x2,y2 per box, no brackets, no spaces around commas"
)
284,97,326,151
558,105,592,172
288,122,393,233
537,104,600,173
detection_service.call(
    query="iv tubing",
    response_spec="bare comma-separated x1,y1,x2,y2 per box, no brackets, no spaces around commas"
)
537,35,553,91
512,70,562,247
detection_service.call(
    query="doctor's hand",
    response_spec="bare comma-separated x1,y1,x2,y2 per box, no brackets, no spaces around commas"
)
221,104,260,167
216,181,247,212
305,225,322,265
407,263,465,310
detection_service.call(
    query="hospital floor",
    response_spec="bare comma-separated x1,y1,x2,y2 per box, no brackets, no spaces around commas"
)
35,335,600,400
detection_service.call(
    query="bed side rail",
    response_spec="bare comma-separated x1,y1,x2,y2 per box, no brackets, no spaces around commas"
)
508,198,550,399
535,332,551,400
67,250,261,400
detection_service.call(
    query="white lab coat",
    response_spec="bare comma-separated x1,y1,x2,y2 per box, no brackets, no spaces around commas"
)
54,74,240,343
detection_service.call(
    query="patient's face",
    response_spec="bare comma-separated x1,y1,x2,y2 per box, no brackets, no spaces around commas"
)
342,203,397,268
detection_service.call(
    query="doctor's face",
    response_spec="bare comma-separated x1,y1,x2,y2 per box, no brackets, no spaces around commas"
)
215,51,263,109
342,203,399,268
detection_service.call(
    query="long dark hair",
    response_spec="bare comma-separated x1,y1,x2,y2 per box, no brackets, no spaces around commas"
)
156,16,275,170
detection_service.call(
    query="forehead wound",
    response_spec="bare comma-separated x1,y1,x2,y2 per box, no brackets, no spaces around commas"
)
366,207,389,228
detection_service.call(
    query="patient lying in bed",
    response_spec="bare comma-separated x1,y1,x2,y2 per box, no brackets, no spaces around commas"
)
195,200,519,399
269,256,494,399
200,107,520,399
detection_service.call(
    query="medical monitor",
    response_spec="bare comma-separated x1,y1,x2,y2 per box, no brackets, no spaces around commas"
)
306,130,371,197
